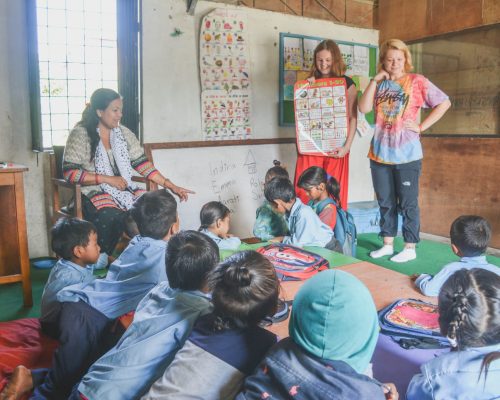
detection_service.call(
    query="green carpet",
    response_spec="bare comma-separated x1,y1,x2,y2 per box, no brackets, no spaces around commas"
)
356,233,500,276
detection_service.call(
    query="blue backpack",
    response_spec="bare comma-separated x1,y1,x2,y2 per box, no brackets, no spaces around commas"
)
312,198,357,257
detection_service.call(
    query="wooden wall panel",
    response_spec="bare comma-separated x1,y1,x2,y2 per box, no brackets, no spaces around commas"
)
378,0,500,42
420,137,500,248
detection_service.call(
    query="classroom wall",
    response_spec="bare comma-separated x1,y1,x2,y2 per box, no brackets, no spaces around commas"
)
0,0,50,258
142,0,379,203
420,137,500,249
378,0,500,42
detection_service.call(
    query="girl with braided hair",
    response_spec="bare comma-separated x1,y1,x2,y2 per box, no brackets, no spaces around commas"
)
407,268,500,399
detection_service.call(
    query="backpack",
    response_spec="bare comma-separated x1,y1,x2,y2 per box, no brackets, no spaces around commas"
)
378,299,450,349
313,198,357,257
256,244,329,281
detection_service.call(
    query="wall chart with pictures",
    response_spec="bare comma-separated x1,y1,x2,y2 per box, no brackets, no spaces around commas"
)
279,33,377,128
200,9,252,140
294,78,349,155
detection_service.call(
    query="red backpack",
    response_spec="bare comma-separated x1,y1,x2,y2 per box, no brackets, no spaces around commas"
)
257,244,329,281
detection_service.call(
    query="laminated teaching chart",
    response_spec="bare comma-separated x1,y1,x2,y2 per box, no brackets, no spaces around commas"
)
200,9,252,140
294,78,349,155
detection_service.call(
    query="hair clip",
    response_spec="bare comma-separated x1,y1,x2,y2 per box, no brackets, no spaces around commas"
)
447,335,458,348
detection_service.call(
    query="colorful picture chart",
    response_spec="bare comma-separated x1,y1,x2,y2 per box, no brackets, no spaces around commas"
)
294,78,349,155
199,9,249,92
200,9,252,140
202,90,251,140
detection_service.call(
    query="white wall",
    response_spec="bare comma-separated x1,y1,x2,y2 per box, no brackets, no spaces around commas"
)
142,0,377,202
0,0,49,258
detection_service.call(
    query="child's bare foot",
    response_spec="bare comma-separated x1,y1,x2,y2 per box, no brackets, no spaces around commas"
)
0,366,33,400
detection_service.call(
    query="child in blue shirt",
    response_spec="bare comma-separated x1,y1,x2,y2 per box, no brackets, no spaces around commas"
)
199,201,241,250
142,250,279,399
414,215,499,296
74,230,220,400
407,268,500,399
253,160,289,241
58,189,179,318
264,177,338,249
40,217,99,337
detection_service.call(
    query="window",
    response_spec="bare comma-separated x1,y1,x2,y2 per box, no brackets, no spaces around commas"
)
27,0,140,151
408,25,500,137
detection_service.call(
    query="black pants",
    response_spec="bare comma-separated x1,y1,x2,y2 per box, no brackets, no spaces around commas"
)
370,159,422,244
82,195,127,255
32,301,124,400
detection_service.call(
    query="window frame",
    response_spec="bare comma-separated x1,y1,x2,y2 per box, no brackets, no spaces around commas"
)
26,0,141,152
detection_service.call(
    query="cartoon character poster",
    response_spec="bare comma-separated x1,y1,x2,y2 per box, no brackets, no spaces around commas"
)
294,77,349,155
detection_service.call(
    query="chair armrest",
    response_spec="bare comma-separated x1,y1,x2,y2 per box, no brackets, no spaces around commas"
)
131,176,146,183
52,178,81,190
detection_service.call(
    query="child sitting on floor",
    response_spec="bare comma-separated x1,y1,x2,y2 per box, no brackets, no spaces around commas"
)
253,160,290,241
236,269,397,399
414,215,499,296
40,217,99,337
142,250,279,399
57,189,179,318
297,166,341,230
74,230,220,400
1,190,180,400
407,268,500,399
264,177,339,250
0,218,100,400
199,201,241,250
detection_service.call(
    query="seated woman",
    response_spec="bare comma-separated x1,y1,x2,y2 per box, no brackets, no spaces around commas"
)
63,88,192,261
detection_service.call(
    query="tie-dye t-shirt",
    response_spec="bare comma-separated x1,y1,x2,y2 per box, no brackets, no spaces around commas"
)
368,73,448,164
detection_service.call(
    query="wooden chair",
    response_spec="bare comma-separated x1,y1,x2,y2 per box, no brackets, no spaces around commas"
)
50,145,83,223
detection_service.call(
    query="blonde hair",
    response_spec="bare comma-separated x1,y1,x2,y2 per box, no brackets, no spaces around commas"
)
378,38,413,73
311,40,347,79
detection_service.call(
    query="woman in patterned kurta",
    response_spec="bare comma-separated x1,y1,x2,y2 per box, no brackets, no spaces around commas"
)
359,39,450,263
63,88,192,256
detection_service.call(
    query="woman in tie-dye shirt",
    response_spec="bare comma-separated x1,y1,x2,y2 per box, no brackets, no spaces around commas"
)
359,39,450,263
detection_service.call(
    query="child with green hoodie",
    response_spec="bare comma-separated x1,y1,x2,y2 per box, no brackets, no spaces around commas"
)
237,269,398,399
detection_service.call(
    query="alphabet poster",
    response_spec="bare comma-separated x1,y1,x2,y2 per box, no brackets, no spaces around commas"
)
294,78,349,155
200,9,252,140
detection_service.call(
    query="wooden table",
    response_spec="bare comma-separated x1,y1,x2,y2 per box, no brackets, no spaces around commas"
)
269,261,435,338
0,164,32,306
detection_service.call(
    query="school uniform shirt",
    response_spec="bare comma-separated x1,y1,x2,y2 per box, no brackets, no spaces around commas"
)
369,73,448,165
253,200,289,241
200,228,241,250
283,198,334,248
406,343,500,400
77,282,212,400
415,256,500,296
57,235,168,319
141,314,277,400
40,258,95,323
308,198,337,230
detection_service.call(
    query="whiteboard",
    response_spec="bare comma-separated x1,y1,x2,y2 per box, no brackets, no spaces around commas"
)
151,142,297,238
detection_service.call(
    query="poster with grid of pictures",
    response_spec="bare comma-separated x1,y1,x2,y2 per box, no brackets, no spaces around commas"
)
202,90,251,140
200,9,251,140
294,78,349,155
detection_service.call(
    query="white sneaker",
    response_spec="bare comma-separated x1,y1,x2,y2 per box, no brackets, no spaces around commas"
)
370,245,394,259
390,248,416,263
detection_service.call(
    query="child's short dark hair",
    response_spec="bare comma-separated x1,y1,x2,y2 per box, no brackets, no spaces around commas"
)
209,250,279,327
450,215,491,256
130,189,177,240
51,217,96,260
264,177,296,204
166,230,220,291
265,160,289,183
199,201,230,231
